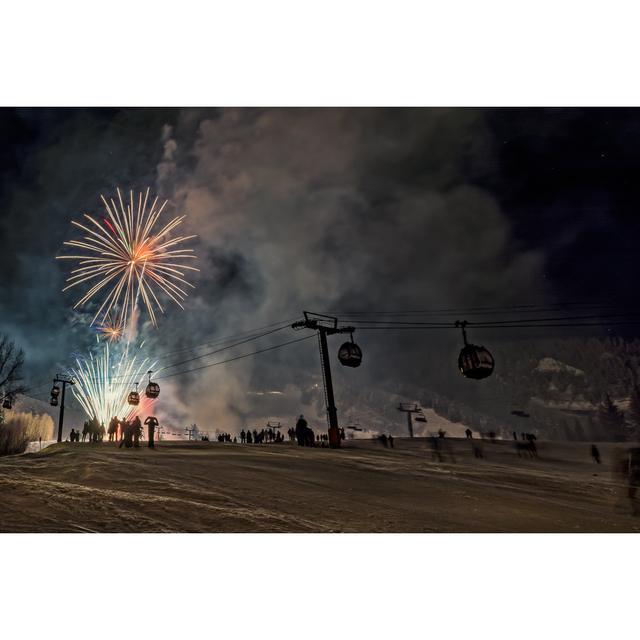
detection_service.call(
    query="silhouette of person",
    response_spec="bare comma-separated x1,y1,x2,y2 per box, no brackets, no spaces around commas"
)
246,430,253,444
295,415,308,446
131,415,142,447
108,416,118,442
388,434,394,448
465,428,472,439
70,428,76,442
429,435,442,462
627,448,640,515
89,416,99,442
591,444,601,464
144,415,159,448
119,420,133,448
240,429,246,444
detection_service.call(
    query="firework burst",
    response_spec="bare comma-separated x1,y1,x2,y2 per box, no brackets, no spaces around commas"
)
95,314,124,342
70,342,156,426
58,187,198,329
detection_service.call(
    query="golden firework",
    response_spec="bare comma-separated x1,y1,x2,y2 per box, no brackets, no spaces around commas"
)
58,188,198,329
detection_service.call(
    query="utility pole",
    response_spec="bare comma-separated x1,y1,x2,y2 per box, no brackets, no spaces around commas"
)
292,312,356,448
52,375,75,443
397,403,421,438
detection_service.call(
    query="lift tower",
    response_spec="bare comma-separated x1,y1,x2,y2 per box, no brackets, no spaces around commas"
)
292,312,355,448
52,375,75,443
397,402,421,438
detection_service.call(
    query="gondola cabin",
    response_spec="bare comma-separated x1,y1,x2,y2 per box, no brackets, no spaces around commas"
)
2,397,12,410
338,341,363,368
127,391,140,406
145,381,160,399
458,344,495,380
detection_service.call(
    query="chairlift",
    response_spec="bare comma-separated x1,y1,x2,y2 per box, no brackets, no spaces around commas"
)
455,321,494,380
127,382,140,406
145,370,160,399
51,384,60,398
415,414,427,423
50,396,59,407
338,334,363,368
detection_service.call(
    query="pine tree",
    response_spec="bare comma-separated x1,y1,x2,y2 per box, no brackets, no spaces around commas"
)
627,385,640,441
597,394,626,441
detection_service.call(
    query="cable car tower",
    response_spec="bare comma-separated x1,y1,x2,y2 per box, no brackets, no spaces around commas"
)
50,374,75,443
292,312,361,448
397,402,422,437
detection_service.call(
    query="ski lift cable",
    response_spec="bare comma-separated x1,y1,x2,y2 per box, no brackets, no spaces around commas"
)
152,317,299,359
467,312,640,325
158,325,292,371
47,322,296,385
327,300,637,316
156,334,316,380
353,320,640,330
340,312,640,326
34,311,639,388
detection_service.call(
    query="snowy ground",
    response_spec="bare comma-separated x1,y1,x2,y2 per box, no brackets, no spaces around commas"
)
1,438,639,532
24,440,56,453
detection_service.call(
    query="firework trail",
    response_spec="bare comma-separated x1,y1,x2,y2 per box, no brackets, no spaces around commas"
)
70,342,157,426
57,187,198,330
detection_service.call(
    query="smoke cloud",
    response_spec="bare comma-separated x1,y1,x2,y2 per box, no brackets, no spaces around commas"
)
145,108,547,433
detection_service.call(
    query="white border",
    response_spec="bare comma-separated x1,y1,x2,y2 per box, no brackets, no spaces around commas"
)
2,2,639,636
2,534,638,638
2,1,640,105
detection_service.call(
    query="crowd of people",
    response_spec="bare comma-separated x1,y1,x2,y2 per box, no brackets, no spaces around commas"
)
293,415,345,447
234,416,347,447
239,427,286,444
68,415,159,448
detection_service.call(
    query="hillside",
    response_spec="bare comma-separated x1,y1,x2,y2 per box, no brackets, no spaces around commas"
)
403,336,640,442
1,438,639,532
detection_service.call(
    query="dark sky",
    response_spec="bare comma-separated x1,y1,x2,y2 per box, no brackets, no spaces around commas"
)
1,108,638,430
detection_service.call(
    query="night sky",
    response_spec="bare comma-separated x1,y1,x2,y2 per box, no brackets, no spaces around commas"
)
1,108,639,430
